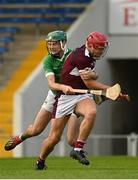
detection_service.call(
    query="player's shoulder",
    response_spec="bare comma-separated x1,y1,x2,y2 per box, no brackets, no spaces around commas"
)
66,48,72,53
72,45,85,56
72,45,85,59
43,54,53,63
65,48,72,57
45,53,53,60
78,45,85,53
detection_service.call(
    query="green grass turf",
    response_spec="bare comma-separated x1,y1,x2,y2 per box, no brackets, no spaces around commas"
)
0,156,138,179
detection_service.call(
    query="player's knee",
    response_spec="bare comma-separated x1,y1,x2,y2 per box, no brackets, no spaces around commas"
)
85,109,96,119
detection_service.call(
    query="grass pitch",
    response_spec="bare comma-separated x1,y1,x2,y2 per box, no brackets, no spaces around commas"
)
0,156,138,179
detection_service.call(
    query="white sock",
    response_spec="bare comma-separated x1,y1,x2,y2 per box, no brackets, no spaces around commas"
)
74,148,82,151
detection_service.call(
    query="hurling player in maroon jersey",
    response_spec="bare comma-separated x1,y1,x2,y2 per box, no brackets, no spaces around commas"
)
36,32,128,167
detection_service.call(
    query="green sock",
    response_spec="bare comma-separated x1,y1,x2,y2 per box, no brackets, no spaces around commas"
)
19,134,28,141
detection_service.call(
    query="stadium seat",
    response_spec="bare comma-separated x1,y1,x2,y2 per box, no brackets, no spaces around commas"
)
0,27,20,34
0,7,84,15
0,0,91,3
0,46,8,54
0,37,14,44
0,17,76,24
0,27,19,33
0,0,92,29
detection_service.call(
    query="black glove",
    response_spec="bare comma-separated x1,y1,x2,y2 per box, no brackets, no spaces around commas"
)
93,95,108,105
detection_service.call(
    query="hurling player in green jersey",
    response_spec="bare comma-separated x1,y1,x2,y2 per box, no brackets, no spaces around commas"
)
4,30,98,170
43,35,72,95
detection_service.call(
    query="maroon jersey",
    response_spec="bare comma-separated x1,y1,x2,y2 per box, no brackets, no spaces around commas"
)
61,45,96,89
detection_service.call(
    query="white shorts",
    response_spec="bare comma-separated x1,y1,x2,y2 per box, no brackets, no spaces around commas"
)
42,90,56,112
53,94,93,118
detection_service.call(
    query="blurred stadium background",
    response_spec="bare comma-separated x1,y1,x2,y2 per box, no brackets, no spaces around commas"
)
0,0,138,159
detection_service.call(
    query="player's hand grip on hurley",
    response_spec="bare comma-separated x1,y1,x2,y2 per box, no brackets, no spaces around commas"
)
117,93,130,101
60,85,75,95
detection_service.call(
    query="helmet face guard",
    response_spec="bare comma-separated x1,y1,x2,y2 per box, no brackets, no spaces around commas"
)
86,31,109,59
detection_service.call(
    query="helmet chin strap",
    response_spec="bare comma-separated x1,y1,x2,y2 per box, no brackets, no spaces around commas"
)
60,41,67,51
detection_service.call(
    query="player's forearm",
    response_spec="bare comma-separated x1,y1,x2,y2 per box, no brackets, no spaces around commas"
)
84,79,110,90
79,69,98,80
47,75,63,91
48,81,63,91
48,82,74,94
47,75,74,94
